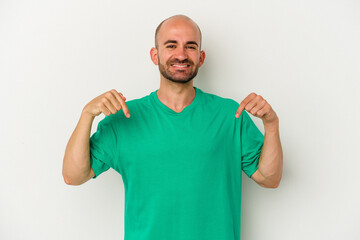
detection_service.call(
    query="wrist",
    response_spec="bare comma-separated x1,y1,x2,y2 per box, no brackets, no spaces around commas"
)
264,118,279,133
81,108,96,121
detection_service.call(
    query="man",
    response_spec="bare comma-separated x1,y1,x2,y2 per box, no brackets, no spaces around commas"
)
63,14,283,240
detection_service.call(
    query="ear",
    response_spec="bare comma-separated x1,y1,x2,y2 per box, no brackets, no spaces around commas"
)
199,50,206,67
150,47,159,65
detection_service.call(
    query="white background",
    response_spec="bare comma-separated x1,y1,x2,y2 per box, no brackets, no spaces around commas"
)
1,0,359,239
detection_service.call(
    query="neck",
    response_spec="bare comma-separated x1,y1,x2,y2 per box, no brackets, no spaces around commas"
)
156,78,196,113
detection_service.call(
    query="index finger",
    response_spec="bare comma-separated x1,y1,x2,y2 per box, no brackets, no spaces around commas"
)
235,93,257,118
111,90,131,118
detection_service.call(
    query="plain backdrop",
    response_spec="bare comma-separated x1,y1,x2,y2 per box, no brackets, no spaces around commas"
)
1,0,359,239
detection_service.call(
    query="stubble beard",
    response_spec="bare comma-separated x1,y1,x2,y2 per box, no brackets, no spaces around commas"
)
158,57,200,84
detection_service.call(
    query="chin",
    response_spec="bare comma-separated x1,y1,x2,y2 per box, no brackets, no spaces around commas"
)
167,78,193,84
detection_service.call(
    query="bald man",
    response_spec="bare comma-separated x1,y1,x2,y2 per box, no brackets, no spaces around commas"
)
63,15,283,240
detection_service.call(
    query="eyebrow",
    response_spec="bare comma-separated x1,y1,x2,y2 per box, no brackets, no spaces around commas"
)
163,40,199,47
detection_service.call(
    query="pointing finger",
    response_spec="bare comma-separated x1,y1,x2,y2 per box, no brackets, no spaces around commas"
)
119,92,126,100
235,92,257,118
111,89,130,118
113,90,130,118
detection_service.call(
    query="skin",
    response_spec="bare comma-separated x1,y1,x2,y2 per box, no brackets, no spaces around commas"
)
62,90,130,185
62,15,283,188
236,93,283,188
150,15,205,113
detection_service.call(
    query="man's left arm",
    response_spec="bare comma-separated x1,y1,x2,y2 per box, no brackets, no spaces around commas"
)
236,93,283,188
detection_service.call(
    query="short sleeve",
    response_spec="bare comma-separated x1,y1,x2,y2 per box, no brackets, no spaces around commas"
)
89,117,117,179
240,111,264,178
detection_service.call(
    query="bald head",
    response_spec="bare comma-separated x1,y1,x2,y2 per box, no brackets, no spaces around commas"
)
154,15,202,49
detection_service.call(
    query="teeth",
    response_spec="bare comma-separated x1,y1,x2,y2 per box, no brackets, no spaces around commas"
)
173,64,188,67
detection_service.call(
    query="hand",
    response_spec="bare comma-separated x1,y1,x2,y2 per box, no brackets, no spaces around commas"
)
82,89,130,118
235,92,278,126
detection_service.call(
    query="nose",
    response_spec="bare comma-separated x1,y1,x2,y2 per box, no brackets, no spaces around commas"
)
174,46,187,61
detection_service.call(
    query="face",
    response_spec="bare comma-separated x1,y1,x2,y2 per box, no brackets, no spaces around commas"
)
151,19,205,84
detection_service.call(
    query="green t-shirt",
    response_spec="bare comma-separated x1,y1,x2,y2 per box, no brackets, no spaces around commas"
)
90,86,264,240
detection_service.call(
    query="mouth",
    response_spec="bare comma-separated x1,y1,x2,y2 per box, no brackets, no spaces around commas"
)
170,63,191,70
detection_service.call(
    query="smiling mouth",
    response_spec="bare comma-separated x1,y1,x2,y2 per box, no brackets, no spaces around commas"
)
171,64,190,69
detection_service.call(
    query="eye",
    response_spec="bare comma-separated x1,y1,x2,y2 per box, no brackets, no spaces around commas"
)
187,45,197,50
166,45,175,49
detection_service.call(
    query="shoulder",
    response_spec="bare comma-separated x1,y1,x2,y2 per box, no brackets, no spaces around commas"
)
198,88,240,111
124,93,152,109
100,93,152,125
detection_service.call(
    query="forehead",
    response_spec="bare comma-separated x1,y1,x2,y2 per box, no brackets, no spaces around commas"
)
157,19,201,44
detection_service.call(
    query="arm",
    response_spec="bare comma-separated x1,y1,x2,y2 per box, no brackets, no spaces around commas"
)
251,119,283,188
235,92,283,188
62,111,96,186
62,89,130,186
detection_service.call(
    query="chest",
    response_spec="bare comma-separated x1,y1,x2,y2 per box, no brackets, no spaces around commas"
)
115,111,239,190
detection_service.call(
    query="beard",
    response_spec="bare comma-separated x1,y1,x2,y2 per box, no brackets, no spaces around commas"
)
158,57,200,84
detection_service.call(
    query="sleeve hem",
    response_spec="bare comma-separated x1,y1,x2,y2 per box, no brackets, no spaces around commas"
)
243,149,262,178
91,167,102,179
247,165,259,179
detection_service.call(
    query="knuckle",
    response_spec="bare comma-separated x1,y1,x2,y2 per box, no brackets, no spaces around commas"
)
105,92,113,98
111,89,119,95
101,98,108,104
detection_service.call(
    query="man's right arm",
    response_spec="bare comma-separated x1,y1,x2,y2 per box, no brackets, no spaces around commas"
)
62,89,130,186
62,111,96,185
